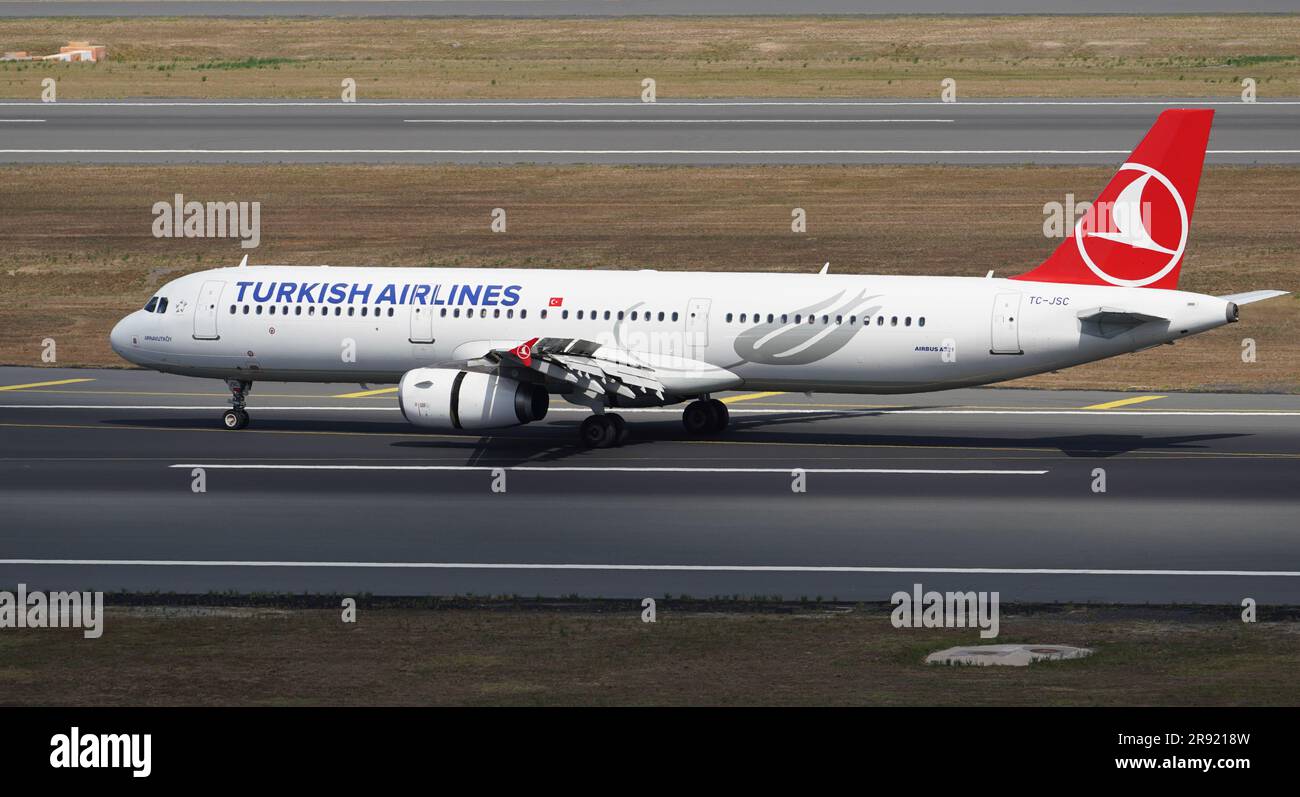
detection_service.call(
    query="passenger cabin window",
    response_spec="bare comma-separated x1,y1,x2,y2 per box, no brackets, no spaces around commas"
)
919,317,926,327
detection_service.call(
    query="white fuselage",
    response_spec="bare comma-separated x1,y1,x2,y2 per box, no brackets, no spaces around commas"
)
110,265,1235,396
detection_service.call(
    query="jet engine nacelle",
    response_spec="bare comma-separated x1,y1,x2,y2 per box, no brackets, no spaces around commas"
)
398,367,548,430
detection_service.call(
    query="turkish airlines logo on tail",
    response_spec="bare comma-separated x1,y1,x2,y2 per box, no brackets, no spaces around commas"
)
1075,162,1188,288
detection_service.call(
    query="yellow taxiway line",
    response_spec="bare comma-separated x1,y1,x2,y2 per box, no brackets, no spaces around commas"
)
332,387,400,399
721,391,785,404
0,378,95,392
1082,395,1168,410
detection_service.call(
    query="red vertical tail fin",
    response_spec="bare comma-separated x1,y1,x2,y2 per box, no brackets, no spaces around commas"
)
1013,109,1213,290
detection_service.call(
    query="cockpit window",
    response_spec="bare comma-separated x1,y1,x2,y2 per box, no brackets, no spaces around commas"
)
144,296,159,313
157,297,169,313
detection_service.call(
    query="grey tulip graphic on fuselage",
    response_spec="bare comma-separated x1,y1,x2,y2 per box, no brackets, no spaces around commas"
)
730,290,882,366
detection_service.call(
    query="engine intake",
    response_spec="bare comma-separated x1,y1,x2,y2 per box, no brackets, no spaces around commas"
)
398,368,548,430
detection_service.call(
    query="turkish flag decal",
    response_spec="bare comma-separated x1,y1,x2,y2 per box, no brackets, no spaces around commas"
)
548,297,564,307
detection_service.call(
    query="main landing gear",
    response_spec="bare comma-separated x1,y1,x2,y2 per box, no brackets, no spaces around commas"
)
579,412,629,449
576,396,729,448
222,379,252,430
682,398,729,437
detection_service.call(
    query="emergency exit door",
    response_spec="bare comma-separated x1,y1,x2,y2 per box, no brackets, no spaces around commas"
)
409,305,435,343
685,297,711,358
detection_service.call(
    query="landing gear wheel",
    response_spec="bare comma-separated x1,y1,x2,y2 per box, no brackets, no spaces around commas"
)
222,379,253,430
607,413,629,446
682,399,715,436
706,399,729,434
579,415,616,449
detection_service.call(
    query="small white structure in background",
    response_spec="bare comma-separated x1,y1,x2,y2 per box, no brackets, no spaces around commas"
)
925,644,1093,667
2,41,107,63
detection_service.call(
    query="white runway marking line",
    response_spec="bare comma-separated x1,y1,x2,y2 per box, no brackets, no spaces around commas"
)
2,559,1298,578
3,149,1298,156
403,118,957,124
166,464,1049,475
2,100,1300,107
0,119,44,123
5,404,1300,416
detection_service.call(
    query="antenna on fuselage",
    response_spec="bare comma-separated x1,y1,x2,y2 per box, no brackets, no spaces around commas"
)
819,262,829,275
238,254,249,268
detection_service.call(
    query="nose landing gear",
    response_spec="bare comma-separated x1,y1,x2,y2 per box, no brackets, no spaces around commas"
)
222,379,252,430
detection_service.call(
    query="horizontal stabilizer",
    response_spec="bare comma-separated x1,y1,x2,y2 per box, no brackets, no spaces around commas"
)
1218,290,1290,306
1075,306,1168,339
1076,306,1168,325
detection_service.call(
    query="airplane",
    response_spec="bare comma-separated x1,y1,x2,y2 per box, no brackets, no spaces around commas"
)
109,109,1288,448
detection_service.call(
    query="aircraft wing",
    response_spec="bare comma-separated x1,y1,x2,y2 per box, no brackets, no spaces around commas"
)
1218,290,1290,306
455,337,667,402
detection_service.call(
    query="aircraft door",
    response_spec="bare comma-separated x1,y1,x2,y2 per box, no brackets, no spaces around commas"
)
685,297,711,358
990,292,1023,354
410,304,435,343
193,280,225,340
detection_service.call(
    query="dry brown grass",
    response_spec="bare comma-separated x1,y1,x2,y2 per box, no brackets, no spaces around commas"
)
0,16,1298,98
1,162,1295,391
1,605,1296,706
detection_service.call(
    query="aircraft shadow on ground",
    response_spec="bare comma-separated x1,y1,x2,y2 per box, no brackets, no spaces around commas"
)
378,407,1252,466
100,408,1248,467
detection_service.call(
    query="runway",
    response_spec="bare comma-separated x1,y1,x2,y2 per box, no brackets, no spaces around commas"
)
1,99,1298,164
2,365,1299,604
1,1,1292,17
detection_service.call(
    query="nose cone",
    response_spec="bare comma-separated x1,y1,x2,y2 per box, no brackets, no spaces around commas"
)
109,315,134,361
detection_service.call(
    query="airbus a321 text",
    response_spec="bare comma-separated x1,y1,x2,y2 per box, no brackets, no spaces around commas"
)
110,110,1288,447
